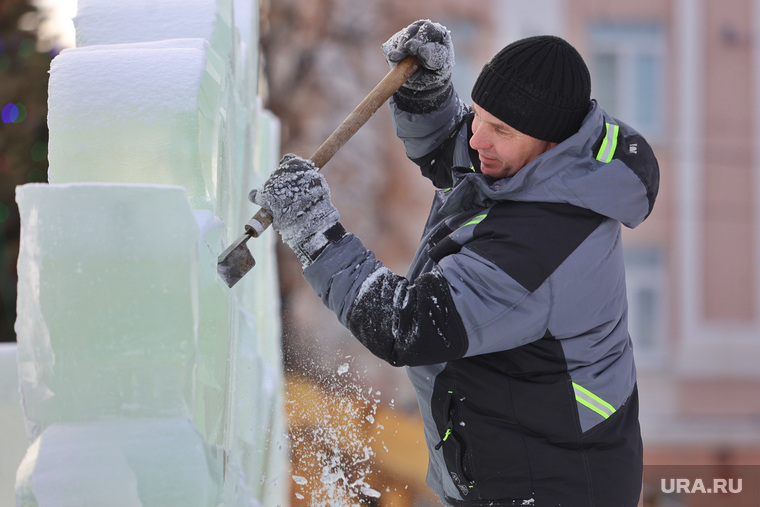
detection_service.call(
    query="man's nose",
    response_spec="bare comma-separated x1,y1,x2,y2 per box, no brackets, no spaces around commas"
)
469,127,489,151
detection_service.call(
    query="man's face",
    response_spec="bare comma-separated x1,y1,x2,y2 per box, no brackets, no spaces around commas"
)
470,103,557,179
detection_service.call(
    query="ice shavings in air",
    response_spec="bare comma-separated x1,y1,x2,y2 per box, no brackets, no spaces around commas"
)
287,359,390,506
361,486,382,498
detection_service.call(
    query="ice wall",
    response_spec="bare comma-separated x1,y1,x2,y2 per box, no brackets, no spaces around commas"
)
0,345,28,507
13,0,285,505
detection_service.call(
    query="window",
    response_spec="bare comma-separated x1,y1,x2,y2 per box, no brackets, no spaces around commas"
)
442,19,480,104
625,247,667,368
589,23,666,140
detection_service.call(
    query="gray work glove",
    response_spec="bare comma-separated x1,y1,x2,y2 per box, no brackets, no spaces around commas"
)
382,19,455,113
249,154,343,266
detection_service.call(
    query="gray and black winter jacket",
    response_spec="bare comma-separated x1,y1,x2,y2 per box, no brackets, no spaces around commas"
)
303,89,659,506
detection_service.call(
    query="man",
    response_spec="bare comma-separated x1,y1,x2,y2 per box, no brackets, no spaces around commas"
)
251,20,659,507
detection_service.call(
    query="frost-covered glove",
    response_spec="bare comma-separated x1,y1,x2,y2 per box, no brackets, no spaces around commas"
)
381,19,455,113
249,154,345,266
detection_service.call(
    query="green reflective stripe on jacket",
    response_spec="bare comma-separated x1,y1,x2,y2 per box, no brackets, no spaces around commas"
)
596,122,620,163
459,213,488,229
572,382,616,419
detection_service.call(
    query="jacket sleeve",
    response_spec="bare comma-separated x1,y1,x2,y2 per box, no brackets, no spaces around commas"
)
391,88,473,188
302,233,469,367
302,230,555,365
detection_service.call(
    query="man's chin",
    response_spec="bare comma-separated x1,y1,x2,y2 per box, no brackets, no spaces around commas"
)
480,163,507,178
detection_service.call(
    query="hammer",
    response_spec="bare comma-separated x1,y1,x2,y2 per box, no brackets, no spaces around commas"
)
217,56,421,288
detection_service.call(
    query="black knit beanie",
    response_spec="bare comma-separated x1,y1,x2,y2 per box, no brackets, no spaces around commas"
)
471,35,591,143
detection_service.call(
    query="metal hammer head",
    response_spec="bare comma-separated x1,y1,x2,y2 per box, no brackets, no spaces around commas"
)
217,232,256,288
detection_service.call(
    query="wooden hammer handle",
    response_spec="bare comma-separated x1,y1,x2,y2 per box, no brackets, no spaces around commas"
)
310,55,421,168
245,56,421,237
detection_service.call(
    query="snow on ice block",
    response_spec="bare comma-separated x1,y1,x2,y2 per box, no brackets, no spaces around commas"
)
15,183,200,439
47,40,227,210
15,417,221,507
74,0,232,58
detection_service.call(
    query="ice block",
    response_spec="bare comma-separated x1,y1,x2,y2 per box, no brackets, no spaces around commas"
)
192,209,231,446
15,418,221,507
222,103,286,505
230,0,260,108
74,0,233,61
0,344,29,502
12,0,290,503
15,183,200,439
47,43,228,210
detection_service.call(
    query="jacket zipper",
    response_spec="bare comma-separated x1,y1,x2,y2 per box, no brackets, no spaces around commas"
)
435,390,476,496
435,422,452,450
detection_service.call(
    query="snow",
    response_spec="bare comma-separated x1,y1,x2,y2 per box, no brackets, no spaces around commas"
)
50,46,205,123
46,42,219,210
361,486,382,498
252,159,340,250
74,0,219,47
355,266,392,302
